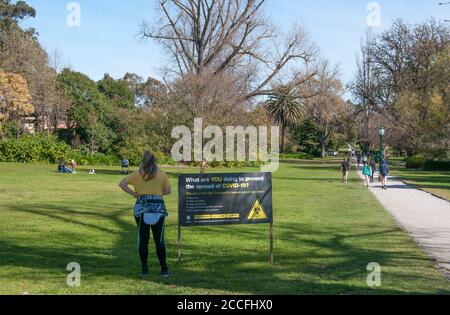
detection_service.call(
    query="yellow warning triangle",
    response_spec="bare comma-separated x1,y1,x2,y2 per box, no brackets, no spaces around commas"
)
248,200,268,220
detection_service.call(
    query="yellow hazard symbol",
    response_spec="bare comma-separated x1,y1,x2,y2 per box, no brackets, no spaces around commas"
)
248,200,268,220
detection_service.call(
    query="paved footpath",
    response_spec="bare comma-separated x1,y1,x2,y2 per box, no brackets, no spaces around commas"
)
357,168,450,278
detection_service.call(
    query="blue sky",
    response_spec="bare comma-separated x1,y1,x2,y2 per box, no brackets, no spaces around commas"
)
22,0,449,94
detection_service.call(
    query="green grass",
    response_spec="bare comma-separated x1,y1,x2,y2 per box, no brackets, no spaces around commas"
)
390,166,450,201
0,161,449,295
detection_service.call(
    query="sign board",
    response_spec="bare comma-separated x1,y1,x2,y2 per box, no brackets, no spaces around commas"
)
178,172,273,227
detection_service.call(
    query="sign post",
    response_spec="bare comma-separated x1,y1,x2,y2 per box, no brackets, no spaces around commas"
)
177,172,273,264
177,222,182,263
269,222,274,264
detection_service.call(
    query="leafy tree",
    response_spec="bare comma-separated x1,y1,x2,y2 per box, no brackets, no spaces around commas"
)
0,0,36,36
265,85,304,153
1,1,63,133
57,69,115,154
290,119,321,156
0,69,33,136
97,74,135,110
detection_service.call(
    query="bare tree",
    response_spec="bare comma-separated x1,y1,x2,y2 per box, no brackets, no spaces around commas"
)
351,19,450,155
303,62,347,158
139,0,318,102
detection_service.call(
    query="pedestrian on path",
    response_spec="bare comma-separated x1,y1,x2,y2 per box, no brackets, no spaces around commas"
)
380,158,390,190
341,158,350,183
362,160,373,188
369,157,376,183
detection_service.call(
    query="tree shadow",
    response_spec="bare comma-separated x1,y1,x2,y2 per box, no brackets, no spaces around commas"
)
2,200,449,294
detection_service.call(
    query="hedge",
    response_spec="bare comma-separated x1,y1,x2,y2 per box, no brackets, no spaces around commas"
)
279,153,314,160
405,156,427,169
423,160,450,171
0,134,70,164
0,134,262,168
405,155,450,171
0,135,176,167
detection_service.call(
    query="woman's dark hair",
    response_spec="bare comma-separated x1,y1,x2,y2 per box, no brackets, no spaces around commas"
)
140,151,158,181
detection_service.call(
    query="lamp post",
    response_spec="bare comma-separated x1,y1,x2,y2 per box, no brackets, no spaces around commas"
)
378,125,385,166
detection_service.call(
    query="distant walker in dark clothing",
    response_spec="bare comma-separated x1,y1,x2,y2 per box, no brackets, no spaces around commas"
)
380,159,390,190
121,159,130,175
341,158,350,183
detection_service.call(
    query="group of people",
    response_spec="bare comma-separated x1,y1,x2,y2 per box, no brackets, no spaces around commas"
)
341,154,390,190
57,159,77,174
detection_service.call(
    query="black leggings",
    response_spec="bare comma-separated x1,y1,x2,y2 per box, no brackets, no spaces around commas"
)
135,215,168,271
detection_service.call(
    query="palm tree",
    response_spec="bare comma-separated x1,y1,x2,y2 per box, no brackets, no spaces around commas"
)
265,85,304,153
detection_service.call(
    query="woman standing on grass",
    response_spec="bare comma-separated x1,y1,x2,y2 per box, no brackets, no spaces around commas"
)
119,151,172,278
362,160,373,188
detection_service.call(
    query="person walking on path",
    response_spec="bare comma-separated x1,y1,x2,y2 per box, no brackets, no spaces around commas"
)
380,158,390,190
362,160,373,188
357,153,362,167
341,158,350,183
369,157,376,183
119,151,172,278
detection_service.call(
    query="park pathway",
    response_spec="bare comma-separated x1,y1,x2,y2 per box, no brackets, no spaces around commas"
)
356,167,450,278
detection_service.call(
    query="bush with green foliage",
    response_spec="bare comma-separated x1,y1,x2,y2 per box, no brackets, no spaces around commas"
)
289,120,321,157
279,153,314,160
190,160,264,169
405,155,450,171
405,156,427,169
0,134,70,163
0,134,177,167
423,160,450,171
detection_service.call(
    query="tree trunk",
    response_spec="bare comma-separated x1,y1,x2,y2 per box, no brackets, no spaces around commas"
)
321,140,326,158
281,124,286,153
320,133,328,158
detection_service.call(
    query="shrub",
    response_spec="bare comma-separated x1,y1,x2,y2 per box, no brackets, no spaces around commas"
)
405,156,427,169
405,155,450,171
423,160,450,171
279,152,314,160
0,134,70,163
188,160,264,169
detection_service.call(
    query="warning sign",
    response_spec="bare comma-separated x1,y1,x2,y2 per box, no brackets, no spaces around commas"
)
248,200,268,220
178,172,273,226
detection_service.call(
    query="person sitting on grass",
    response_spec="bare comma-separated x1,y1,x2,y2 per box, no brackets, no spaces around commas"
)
57,160,65,173
58,161,72,174
119,151,172,278
65,163,73,174
71,159,77,174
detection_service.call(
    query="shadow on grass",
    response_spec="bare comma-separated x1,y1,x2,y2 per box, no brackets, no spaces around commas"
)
2,201,448,294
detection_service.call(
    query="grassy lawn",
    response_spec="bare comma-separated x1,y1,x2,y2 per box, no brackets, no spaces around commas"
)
390,165,450,201
0,161,449,295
